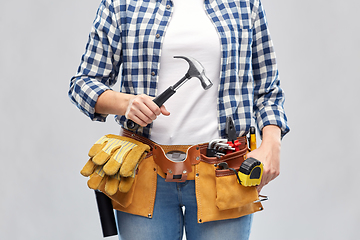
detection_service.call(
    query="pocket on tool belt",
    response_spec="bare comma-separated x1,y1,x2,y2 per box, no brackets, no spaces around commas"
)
201,148,259,211
214,169,259,211
200,146,247,168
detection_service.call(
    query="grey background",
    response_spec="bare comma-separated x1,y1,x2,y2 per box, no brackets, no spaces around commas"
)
0,0,359,239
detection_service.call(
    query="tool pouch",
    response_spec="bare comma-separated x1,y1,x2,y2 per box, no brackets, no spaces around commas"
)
214,168,259,210
100,155,159,218
153,144,201,182
200,138,260,212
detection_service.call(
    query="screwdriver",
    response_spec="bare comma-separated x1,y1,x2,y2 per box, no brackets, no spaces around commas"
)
249,126,257,151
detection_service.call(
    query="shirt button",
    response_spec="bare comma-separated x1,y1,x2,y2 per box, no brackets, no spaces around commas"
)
156,34,160,38
166,5,171,9
151,71,156,76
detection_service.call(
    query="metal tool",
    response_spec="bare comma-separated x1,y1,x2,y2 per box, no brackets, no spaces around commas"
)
125,56,213,130
166,150,187,162
225,117,242,153
253,195,269,203
206,139,234,157
207,117,263,187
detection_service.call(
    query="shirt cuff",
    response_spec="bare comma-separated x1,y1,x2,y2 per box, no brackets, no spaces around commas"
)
255,105,290,139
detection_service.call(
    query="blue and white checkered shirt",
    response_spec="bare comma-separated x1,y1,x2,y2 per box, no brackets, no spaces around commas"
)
69,0,289,138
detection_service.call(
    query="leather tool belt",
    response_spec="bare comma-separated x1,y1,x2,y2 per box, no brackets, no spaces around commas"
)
121,128,248,182
114,128,263,223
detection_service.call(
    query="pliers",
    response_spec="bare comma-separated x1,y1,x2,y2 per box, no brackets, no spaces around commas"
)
225,117,241,153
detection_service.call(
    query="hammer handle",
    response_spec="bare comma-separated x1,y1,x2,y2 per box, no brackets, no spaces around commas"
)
94,190,118,237
125,87,176,130
153,87,176,106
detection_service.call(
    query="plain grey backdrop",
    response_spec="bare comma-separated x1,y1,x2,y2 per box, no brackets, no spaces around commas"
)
1,0,359,239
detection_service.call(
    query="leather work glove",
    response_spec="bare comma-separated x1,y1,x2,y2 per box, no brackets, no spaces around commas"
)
80,134,119,178
89,135,125,165
81,134,150,175
86,165,106,190
103,138,150,176
86,166,138,195
104,167,138,195
80,134,150,194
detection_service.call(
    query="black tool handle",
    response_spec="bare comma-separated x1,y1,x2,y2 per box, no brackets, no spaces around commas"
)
94,190,118,237
250,126,256,135
153,87,176,107
125,87,176,130
226,117,237,142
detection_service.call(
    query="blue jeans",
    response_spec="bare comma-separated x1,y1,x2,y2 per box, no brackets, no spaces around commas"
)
116,175,253,240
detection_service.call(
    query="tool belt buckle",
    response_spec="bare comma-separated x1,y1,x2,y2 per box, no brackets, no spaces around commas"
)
153,144,201,182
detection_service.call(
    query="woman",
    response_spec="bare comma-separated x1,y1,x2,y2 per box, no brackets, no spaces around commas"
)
69,0,289,239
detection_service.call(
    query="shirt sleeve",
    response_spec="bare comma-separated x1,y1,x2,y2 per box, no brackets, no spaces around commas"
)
68,0,122,122
251,0,290,138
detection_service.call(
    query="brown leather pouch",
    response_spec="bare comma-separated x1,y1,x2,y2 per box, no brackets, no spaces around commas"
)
201,147,258,210
214,168,259,210
200,144,248,168
99,156,158,218
197,138,262,219
195,160,263,223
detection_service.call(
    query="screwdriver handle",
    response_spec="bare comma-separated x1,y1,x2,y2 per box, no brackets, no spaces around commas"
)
249,126,257,151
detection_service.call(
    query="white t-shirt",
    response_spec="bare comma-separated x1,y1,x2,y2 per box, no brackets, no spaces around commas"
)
150,0,221,145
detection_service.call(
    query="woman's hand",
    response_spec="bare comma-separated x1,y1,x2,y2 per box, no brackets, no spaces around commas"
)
95,91,170,126
246,125,282,193
125,94,170,127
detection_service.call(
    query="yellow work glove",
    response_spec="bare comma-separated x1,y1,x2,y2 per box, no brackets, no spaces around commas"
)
80,134,123,177
104,167,138,195
81,134,150,176
103,137,150,176
86,165,106,190
84,164,129,195
89,135,124,165
85,159,143,195
80,134,150,194
102,137,149,194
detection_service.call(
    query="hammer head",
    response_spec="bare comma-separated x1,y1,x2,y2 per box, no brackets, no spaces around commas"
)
174,56,213,90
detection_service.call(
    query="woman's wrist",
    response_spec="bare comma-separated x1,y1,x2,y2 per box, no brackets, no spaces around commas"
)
95,90,133,116
261,125,281,147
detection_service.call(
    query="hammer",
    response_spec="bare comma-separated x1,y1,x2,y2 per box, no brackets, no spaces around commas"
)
125,56,213,130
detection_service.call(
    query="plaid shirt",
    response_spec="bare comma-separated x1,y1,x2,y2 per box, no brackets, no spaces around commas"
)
69,0,289,138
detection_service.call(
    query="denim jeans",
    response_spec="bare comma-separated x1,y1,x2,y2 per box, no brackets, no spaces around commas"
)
116,175,253,240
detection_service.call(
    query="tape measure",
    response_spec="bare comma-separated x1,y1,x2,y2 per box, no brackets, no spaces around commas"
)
235,126,263,187
236,157,263,187
218,157,263,187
